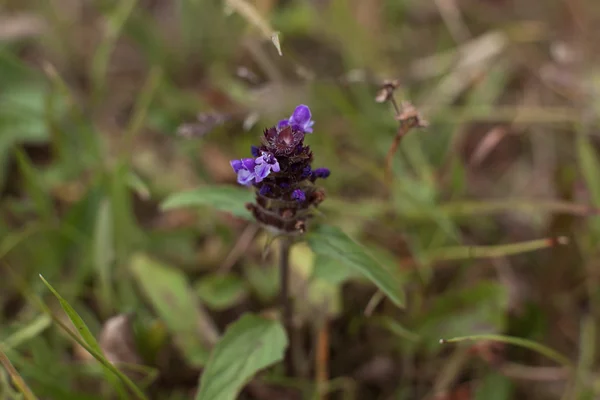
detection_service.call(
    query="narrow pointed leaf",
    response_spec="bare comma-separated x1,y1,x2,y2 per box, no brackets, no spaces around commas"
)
39,275,147,400
307,224,405,308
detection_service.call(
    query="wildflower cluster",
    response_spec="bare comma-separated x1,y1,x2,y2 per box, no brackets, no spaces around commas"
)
230,105,329,234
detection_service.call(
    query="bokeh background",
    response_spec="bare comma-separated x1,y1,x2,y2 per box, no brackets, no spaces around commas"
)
2,0,600,399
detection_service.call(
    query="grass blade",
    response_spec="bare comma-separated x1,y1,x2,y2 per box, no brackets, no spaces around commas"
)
39,275,148,400
420,237,569,263
440,334,573,368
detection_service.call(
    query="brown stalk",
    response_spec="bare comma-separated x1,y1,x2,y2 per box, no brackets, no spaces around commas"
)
376,80,428,185
0,347,39,400
315,319,330,400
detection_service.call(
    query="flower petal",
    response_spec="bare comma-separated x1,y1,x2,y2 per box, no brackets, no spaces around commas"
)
254,163,271,182
277,119,290,129
303,120,314,133
271,160,280,173
237,169,254,185
242,158,256,170
250,145,260,157
230,159,243,173
313,167,330,179
290,105,312,125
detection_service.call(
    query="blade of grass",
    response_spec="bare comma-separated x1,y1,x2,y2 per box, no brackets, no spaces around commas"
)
1,315,52,350
224,0,283,55
0,346,39,400
91,0,139,103
440,334,573,368
38,275,148,400
93,198,115,316
419,236,568,263
572,314,595,397
121,65,163,159
0,223,44,260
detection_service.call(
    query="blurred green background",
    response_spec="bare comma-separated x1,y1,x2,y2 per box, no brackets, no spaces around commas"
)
2,0,600,399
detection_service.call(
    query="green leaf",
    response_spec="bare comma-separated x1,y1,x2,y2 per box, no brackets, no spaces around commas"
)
39,276,102,352
195,314,287,400
130,253,217,366
38,275,147,400
307,224,405,307
310,254,360,285
195,274,248,311
160,186,254,219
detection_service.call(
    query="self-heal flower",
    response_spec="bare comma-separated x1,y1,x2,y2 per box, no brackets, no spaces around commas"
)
230,104,328,234
230,158,257,186
254,151,280,183
278,104,314,133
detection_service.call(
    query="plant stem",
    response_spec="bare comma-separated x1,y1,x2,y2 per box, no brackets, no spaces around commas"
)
279,237,294,376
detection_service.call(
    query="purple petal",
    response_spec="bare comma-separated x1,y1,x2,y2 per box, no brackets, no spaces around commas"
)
277,119,290,129
303,120,314,133
230,159,243,173
313,167,330,179
271,160,280,173
254,163,271,182
242,158,256,170
237,169,254,185
250,146,260,157
262,152,276,164
254,155,265,165
291,189,306,202
290,105,311,125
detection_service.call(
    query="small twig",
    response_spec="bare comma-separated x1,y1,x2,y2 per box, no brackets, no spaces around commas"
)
363,291,385,317
375,80,428,185
279,237,295,376
218,223,260,273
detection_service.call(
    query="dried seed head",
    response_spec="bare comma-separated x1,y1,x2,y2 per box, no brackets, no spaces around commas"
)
375,79,401,103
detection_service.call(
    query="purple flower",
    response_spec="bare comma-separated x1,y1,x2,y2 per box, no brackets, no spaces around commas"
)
278,104,314,133
254,151,280,183
250,145,260,157
292,189,305,202
312,168,330,179
230,158,257,186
